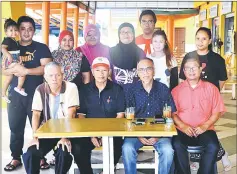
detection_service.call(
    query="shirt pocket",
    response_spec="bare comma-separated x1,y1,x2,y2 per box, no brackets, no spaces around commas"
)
177,96,190,112
199,99,212,114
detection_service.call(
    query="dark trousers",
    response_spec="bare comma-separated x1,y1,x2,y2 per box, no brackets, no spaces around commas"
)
7,92,33,160
172,130,219,174
71,137,123,174
22,139,72,174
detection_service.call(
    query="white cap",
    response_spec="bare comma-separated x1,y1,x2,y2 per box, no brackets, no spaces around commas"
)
91,57,110,69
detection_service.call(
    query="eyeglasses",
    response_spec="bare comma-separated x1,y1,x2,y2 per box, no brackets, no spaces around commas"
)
141,20,154,26
120,31,133,36
183,66,200,72
137,67,154,73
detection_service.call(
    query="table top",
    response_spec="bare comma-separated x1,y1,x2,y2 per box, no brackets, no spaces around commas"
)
35,118,177,138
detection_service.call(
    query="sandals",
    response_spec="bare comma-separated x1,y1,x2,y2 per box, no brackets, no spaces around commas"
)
4,160,22,171
2,96,11,103
40,159,50,170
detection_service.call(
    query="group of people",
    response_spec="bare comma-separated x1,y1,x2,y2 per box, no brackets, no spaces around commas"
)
1,9,231,174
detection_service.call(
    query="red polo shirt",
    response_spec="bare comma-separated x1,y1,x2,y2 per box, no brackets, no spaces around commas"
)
171,80,226,131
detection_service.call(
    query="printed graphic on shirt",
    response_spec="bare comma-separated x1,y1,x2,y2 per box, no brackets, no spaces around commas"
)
20,50,36,62
107,96,112,104
201,63,208,80
114,65,137,85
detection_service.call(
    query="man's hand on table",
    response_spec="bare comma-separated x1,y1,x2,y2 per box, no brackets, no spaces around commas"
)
91,137,102,148
28,137,39,149
57,138,71,152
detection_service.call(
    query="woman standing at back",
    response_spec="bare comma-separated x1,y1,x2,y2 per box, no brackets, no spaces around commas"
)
147,30,178,90
76,24,110,65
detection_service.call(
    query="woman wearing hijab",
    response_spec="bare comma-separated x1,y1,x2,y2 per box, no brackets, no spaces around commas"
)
110,22,145,86
76,24,110,65
52,30,91,89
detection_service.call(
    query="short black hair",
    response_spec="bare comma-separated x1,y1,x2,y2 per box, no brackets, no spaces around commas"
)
4,18,17,31
183,52,201,67
139,10,157,24
17,16,35,31
196,27,211,39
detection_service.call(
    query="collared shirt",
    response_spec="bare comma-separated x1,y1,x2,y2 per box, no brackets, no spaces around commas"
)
171,80,226,130
32,81,79,119
78,80,125,118
126,80,176,118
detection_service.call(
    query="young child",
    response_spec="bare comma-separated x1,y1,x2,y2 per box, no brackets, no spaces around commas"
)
147,30,178,91
1,18,27,103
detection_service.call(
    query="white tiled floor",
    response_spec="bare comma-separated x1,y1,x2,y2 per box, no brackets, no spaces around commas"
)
1,93,236,174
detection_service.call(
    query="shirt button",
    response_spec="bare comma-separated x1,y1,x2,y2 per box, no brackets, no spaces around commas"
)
148,103,150,106
147,112,149,114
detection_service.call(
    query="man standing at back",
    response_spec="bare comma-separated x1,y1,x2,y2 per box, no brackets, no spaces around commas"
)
136,10,157,55
2,16,52,171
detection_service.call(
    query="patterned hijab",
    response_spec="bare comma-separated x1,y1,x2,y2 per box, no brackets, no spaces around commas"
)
52,30,83,81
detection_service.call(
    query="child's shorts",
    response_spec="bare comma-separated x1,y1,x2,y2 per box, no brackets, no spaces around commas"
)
4,50,20,68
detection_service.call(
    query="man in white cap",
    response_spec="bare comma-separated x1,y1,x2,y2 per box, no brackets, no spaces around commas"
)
71,57,125,174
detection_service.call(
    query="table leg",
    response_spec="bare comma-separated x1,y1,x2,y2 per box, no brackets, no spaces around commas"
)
232,84,236,100
102,136,110,174
109,136,115,174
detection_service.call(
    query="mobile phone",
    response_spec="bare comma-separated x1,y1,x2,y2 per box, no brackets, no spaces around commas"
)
136,118,146,122
154,118,165,123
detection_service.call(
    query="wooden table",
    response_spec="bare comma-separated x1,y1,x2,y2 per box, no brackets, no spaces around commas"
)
35,118,177,174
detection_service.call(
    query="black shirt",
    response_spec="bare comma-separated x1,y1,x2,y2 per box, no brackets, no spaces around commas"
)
78,80,125,118
71,55,90,89
179,50,228,90
9,41,52,97
2,37,19,51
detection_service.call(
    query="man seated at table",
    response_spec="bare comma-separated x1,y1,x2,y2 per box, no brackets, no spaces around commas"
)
71,57,125,174
171,55,226,174
22,62,79,174
122,58,176,174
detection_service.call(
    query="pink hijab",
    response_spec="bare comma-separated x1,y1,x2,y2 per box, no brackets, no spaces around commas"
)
79,24,110,65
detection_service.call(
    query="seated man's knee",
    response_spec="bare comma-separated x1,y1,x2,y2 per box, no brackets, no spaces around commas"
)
172,136,184,150
206,141,219,153
26,145,40,157
56,146,71,157
122,140,137,158
158,145,174,159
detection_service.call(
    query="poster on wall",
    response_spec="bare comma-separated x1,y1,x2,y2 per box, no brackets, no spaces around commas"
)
209,5,218,18
199,9,207,21
222,2,232,14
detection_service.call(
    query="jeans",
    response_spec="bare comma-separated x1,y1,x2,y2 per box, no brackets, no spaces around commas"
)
122,137,174,174
172,130,219,174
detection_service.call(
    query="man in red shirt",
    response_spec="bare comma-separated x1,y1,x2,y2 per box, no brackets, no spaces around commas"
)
136,10,157,55
171,55,226,174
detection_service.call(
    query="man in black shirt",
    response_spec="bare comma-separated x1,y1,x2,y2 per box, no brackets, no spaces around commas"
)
2,16,52,171
71,57,125,174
